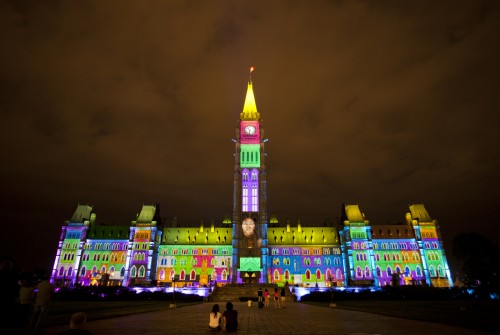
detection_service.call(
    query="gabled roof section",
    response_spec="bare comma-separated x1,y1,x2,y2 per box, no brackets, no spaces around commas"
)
69,204,94,224
409,204,432,223
240,82,260,121
371,224,416,239
345,204,365,223
134,204,160,225
268,227,340,245
87,225,130,240
161,227,233,245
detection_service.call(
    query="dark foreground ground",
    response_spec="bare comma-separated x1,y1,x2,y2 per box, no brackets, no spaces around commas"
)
37,299,499,334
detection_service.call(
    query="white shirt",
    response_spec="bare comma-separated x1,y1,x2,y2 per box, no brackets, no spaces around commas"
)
209,312,221,328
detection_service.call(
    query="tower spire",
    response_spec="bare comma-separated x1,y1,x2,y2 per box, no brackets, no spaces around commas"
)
240,66,260,120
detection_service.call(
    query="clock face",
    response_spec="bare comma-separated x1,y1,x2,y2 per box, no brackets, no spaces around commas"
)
244,125,256,135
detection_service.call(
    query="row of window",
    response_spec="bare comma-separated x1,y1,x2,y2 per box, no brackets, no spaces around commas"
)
162,248,230,256
270,247,341,256
424,242,440,249
64,242,79,249
373,252,420,262
157,268,229,281
81,253,127,262
134,232,150,240
158,256,231,267
84,242,128,251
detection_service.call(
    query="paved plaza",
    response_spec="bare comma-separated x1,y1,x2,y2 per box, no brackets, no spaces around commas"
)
42,301,491,335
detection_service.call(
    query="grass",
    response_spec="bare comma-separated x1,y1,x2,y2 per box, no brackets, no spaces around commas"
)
303,300,500,333
44,301,201,327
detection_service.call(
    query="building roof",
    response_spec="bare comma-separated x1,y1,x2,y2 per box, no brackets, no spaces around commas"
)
268,226,340,246
371,225,416,239
69,204,94,224
134,204,158,224
344,204,366,223
87,225,130,240
409,204,432,223
161,227,233,245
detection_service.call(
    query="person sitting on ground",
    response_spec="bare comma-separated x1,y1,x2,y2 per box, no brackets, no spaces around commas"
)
57,312,92,335
208,304,222,331
222,301,238,332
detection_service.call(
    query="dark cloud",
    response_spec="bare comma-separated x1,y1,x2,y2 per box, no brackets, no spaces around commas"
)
1,0,499,274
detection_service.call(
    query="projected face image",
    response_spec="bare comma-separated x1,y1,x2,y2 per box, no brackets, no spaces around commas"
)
242,217,255,238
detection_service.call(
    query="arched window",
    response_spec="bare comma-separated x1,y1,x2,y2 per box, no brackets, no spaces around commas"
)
438,265,444,277
387,267,392,276
92,266,97,275
59,266,64,276
139,266,145,277
284,269,290,280
159,270,165,280
110,266,115,276
80,267,86,277
336,269,342,279
316,269,321,280
405,266,410,276
180,270,185,281
221,269,227,281
356,266,362,278
364,266,370,277
326,269,332,281
376,267,381,277
120,267,125,277
395,266,401,274
416,266,422,277
305,269,311,280
67,267,72,276
429,266,436,277
131,266,137,277
274,269,280,281
190,270,196,281
101,266,106,274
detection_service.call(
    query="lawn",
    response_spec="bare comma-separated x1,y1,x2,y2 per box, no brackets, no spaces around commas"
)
44,301,200,327
304,300,500,333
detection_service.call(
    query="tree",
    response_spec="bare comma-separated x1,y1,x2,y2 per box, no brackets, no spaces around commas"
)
452,232,500,289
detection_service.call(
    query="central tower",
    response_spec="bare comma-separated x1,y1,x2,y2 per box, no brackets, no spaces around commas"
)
231,67,268,284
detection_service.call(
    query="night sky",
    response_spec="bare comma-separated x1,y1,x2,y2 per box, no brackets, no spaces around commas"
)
1,1,499,276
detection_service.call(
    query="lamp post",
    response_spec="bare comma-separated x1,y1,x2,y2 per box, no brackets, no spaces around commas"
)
329,275,336,308
170,276,176,308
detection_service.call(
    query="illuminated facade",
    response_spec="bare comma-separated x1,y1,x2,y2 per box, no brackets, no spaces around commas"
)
51,71,452,288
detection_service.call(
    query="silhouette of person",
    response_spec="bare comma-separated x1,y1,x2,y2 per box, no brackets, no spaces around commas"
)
57,312,92,335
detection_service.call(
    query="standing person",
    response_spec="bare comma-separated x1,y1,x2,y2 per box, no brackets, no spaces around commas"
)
30,274,52,334
263,288,270,308
57,312,92,335
0,259,19,334
208,304,222,331
273,287,280,308
280,287,287,308
18,275,35,331
222,301,238,332
257,287,263,302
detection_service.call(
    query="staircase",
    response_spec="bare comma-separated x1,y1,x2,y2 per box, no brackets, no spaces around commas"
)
209,284,288,302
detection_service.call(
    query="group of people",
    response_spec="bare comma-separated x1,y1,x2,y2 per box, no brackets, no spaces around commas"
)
209,302,238,332
258,287,288,308
208,286,292,332
0,259,90,335
0,260,54,334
